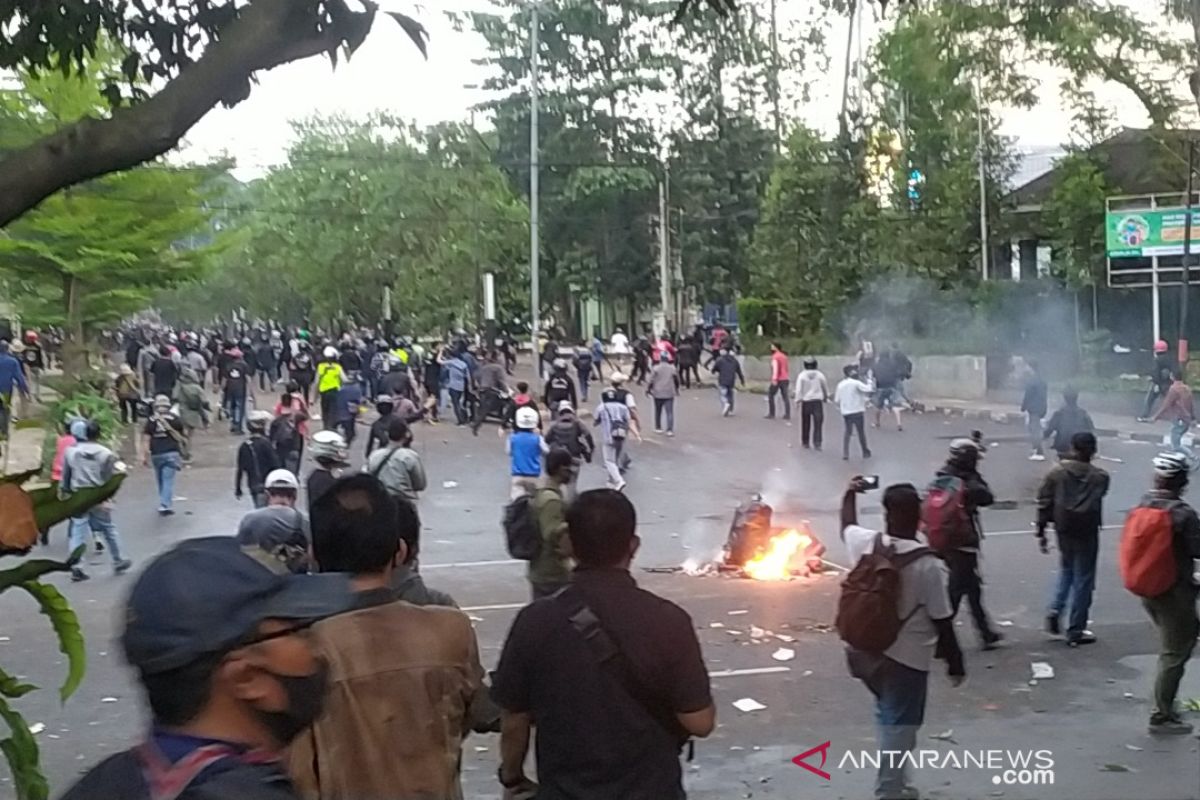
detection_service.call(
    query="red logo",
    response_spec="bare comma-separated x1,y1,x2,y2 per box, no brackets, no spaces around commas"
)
792,741,832,780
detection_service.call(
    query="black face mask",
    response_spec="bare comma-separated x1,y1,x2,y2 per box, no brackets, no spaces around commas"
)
252,657,330,746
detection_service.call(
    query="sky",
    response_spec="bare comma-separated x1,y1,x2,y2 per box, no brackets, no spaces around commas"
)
176,0,1167,183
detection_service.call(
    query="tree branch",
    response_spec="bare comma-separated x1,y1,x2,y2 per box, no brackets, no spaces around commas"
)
0,0,373,227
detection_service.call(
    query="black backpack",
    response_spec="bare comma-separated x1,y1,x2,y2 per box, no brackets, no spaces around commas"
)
836,533,932,653
503,494,542,560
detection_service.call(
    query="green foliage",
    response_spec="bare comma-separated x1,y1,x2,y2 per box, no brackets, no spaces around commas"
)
1043,151,1109,290
740,332,837,357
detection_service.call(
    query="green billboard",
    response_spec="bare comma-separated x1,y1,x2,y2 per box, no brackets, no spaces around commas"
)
1107,208,1200,257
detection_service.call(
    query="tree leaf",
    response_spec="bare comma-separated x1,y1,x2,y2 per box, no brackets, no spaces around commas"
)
30,474,125,531
0,559,72,593
0,470,42,486
0,695,47,800
16,581,85,703
0,669,37,700
386,12,428,59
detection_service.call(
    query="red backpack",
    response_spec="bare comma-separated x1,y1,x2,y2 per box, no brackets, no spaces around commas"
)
921,475,973,551
1119,506,1177,597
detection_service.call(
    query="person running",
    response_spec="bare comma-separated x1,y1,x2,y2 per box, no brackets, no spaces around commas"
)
150,344,179,398
306,430,350,513
236,469,310,574
423,343,443,422
794,358,829,450
473,351,510,435
316,347,345,427
142,395,186,515
1036,432,1109,646
1127,452,1200,735
935,439,1002,650
221,346,250,435
1154,370,1196,465
271,387,308,475
509,407,547,500
1139,339,1176,422
335,370,363,447
834,364,873,460
115,364,141,425
290,474,487,800
543,401,594,501
441,348,471,426
871,347,903,431
646,350,680,435
574,344,595,403
62,419,132,582
290,338,317,404
710,348,745,417
0,340,29,438
544,358,578,411
766,341,790,421
59,537,356,800
173,366,209,443
676,336,700,389
1021,358,1049,461
841,477,965,800
527,448,576,599
235,411,281,508
365,394,398,457
1043,387,1095,461
364,418,427,516
595,386,634,492
255,337,277,392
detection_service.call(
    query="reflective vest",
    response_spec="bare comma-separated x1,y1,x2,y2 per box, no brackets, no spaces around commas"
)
391,348,410,365
317,362,343,393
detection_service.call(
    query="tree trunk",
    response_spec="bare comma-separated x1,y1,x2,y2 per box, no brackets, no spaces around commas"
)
62,273,87,376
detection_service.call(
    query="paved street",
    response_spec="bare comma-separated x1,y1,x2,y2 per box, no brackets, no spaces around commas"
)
5,377,1200,800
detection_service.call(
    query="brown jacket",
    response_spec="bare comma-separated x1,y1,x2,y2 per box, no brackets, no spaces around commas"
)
288,593,484,800
1157,381,1196,424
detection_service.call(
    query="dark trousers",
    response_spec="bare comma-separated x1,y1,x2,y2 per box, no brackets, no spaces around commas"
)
842,412,869,457
767,379,790,419
578,370,591,402
119,397,139,424
473,390,506,432
1142,382,1168,419
448,388,467,424
1048,531,1099,638
801,400,824,448
632,357,649,384
225,393,246,433
946,549,996,643
653,397,675,432
1143,583,1200,722
319,390,338,428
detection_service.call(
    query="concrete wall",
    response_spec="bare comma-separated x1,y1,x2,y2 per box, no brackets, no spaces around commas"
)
740,354,988,402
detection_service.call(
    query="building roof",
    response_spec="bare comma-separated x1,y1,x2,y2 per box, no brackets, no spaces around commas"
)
1005,128,1200,209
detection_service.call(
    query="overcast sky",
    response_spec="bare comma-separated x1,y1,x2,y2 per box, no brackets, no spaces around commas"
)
177,0,1168,181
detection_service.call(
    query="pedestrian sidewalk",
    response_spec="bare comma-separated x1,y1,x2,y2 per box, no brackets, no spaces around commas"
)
2,424,47,475
920,396,1172,445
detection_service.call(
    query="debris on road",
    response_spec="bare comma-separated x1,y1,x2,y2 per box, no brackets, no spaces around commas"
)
775,633,795,643
728,609,749,616
28,723,44,735
442,480,459,489
802,670,813,677
750,625,767,638
100,697,118,703
1123,692,1135,700
709,622,726,628
1100,764,1132,773
1125,744,1144,752
1031,662,1055,680
929,729,955,742
771,648,795,662
997,620,1014,627
732,698,767,713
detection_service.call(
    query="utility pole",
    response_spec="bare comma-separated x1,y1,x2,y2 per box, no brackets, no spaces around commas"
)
529,3,541,357
659,166,671,333
1181,140,1195,366
975,80,990,281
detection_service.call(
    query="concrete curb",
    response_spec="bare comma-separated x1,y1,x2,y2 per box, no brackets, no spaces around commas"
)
924,402,1164,445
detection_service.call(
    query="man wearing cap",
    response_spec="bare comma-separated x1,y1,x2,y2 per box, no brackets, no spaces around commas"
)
237,470,311,575
60,537,357,800
289,475,486,799
143,395,187,515
61,419,132,582
237,411,281,508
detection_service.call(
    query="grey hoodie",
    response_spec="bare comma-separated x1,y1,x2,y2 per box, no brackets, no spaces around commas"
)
62,442,118,492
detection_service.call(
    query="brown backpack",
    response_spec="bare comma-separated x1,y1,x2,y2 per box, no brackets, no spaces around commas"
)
837,533,934,652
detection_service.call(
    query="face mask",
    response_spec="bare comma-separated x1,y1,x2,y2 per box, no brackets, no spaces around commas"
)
251,657,330,746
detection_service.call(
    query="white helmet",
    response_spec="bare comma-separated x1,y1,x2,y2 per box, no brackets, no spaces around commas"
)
1153,451,1191,478
310,430,349,464
264,469,300,491
323,346,338,359
610,371,627,385
515,407,540,430
247,410,273,430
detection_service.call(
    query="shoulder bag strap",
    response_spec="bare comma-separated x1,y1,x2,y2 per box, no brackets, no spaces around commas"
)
371,447,399,478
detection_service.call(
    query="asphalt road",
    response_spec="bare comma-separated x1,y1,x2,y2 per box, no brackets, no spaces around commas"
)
4,380,1199,800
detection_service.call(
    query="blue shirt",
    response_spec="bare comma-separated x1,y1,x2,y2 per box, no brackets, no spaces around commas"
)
444,358,468,391
0,353,28,396
509,431,543,477
337,382,363,423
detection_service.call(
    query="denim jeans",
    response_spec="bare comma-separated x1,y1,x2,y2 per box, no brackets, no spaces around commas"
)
849,652,929,799
67,505,124,564
1048,531,1099,638
653,397,675,432
1170,418,1194,459
1026,412,1044,454
151,452,182,510
842,412,870,458
448,388,467,424
718,384,735,412
225,393,246,433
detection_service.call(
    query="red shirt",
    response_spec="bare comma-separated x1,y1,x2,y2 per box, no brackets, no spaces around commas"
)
771,350,789,382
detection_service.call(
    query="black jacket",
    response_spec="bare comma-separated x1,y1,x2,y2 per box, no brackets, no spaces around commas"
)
236,436,281,495
60,749,299,800
545,415,595,460
711,354,745,388
937,462,994,547
1036,458,1110,537
1043,405,1094,455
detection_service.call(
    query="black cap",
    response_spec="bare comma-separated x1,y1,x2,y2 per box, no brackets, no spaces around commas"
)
123,537,357,675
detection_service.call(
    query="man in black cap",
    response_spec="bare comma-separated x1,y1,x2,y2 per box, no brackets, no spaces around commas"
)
60,537,357,800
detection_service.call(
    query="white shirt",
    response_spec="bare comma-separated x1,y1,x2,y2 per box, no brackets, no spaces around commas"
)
794,369,830,402
843,525,951,672
610,332,629,354
834,377,874,415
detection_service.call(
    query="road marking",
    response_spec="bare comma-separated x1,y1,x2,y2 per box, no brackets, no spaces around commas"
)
461,602,526,612
985,524,1120,538
423,558,522,570
709,666,791,678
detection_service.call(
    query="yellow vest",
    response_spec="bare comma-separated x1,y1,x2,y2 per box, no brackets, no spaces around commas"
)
317,362,342,393
391,348,410,365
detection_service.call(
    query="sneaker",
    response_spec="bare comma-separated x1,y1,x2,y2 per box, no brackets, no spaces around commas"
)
1137,417,1152,424
614,480,627,493
160,508,175,517
667,431,675,437
863,450,873,459
981,632,1005,651
1067,631,1097,647
70,568,89,583
1045,614,1061,636
1029,453,1046,461
114,559,133,575
1149,716,1194,735
94,539,104,553
655,428,664,434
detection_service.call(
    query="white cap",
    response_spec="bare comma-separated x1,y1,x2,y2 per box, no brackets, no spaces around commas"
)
265,469,299,491
516,406,540,430
323,346,338,359
610,372,627,385
557,400,574,414
153,394,171,409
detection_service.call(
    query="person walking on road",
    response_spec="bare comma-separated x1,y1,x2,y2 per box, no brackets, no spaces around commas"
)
221,346,250,435
595,386,634,491
316,347,345,427
646,351,680,435
62,419,132,582
794,358,829,450
841,477,965,800
307,430,350,513
935,439,1002,650
766,342,791,421
834,364,873,460
235,410,281,508
1153,370,1196,465
364,418,427,518
543,402,593,501
711,348,745,417
871,348,903,431
1043,388,1095,461
574,344,595,403
143,395,186,516
527,448,576,599
509,407,548,500
1124,452,1200,735
441,348,471,426
1021,359,1049,461
1139,340,1176,422
236,469,310,574
1036,432,1109,647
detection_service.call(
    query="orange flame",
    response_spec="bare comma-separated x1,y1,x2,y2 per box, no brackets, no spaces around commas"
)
743,528,812,581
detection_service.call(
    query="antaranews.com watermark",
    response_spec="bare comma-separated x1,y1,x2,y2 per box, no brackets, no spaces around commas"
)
793,742,1056,787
